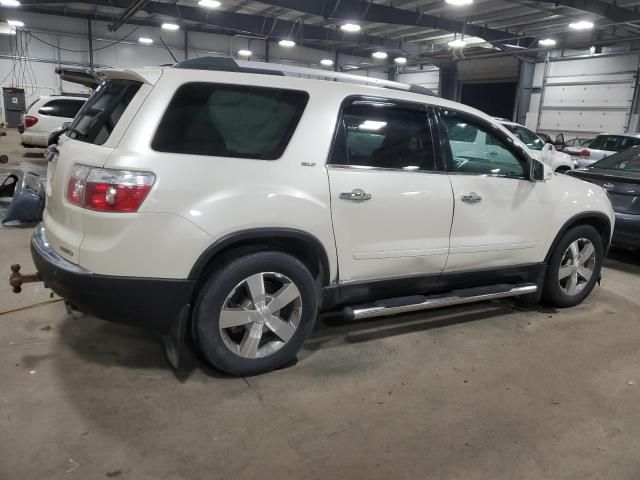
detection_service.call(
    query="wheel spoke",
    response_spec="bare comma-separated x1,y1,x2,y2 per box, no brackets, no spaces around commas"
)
579,243,595,264
566,271,578,295
559,264,574,280
264,314,296,342
239,322,263,358
578,266,593,282
266,283,300,313
219,308,259,329
245,273,266,308
569,241,580,261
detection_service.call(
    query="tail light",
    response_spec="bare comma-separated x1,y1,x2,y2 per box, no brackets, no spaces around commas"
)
66,165,155,213
24,115,38,128
580,149,591,157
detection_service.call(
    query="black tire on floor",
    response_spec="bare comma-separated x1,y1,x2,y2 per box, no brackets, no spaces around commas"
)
194,251,318,376
542,224,604,308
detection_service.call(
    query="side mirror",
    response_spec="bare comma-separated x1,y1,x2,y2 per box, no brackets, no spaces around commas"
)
531,158,553,181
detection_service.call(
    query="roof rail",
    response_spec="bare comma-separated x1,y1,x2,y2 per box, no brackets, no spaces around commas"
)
172,57,436,97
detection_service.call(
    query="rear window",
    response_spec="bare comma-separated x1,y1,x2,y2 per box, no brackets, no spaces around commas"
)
593,146,640,172
38,99,85,119
151,83,309,160
67,79,141,146
588,135,640,152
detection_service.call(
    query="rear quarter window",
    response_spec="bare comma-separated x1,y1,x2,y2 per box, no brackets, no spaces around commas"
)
151,83,309,160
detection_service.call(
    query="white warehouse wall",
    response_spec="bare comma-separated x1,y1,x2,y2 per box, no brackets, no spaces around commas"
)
397,68,440,95
0,9,376,122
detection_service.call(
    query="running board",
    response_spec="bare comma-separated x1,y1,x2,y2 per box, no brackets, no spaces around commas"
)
343,283,537,321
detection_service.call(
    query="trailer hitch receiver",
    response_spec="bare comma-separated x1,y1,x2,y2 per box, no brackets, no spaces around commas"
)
9,264,42,293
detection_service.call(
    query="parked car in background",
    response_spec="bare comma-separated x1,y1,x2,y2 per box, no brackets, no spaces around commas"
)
537,132,553,145
567,133,640,168
18,58,614,376
19,95,87,148
498,120,574,173
565,137,592,149
568,146,640,248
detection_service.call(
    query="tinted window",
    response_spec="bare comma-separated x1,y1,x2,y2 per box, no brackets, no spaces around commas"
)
515,126,544,151
442,113,526,178
588,135,640,152
331,103,436,170
593,146,640,172
152,83,308,160
38,99,85,119
68,80,141,146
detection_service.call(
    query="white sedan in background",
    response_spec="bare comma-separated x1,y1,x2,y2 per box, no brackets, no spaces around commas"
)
19,95,87,148
567,133,640,168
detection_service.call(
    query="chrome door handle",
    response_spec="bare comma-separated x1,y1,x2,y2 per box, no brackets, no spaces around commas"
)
340,189,372,202
461,192,482,203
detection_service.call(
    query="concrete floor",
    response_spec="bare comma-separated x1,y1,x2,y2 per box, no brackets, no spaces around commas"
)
2,130,640,479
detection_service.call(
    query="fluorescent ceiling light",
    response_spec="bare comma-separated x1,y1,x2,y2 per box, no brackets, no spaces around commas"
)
238,49,252,57
279,39,295,47
538,38,557,47
372,51,388,59
138,37,153,44
445,0,473,5
569,20,594,30
198,0,221,7
359,120,387,131
161,23,180,31
504,43,526,49
0,0,21,6
448,38,466,48
394,57,407,65
340,23,361,33
320,58,334,67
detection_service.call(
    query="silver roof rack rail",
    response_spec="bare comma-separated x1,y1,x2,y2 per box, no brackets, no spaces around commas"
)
173,57,436,97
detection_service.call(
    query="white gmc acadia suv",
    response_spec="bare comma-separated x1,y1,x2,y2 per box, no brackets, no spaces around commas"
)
21,58,614,376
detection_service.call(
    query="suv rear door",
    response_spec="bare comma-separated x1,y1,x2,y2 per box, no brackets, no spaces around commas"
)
327,97,453,283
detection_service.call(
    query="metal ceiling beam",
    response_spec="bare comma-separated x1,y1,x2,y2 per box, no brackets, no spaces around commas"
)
109,0,149,32
18,0,399,49
537,0,640,23
256,0,531,42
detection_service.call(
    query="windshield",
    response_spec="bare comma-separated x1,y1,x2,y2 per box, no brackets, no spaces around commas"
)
592,146,640,173
502,124,544,150
588,135,640,152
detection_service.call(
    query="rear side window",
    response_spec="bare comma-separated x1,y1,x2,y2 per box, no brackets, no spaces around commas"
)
589,135,640,152
38,99,85,119
152,83,309,160
67,80,141,146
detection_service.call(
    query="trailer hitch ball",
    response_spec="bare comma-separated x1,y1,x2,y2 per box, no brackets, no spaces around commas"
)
9,264,41,293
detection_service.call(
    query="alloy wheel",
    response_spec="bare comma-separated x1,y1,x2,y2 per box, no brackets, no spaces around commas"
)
558,238,596,296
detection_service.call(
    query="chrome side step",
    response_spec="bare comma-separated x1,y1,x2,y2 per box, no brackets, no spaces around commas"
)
343,284,537,321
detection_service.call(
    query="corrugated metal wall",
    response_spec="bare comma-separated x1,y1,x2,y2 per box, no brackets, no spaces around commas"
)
526,53,640,136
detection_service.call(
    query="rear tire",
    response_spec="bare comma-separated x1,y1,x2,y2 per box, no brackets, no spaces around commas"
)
194,251,318,376
542,225,603,308
555,166,571,174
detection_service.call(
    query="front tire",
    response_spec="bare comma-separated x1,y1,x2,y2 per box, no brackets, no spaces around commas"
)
542,225,603,307
194,251,318,376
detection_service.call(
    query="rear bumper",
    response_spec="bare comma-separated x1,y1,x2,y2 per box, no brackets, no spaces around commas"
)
31,223,195,332
612,212,640,248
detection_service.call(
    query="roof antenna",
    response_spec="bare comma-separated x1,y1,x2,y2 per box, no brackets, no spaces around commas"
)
159,35,178,63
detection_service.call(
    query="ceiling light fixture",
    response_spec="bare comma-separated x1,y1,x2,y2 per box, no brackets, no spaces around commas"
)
445,0,473,5
341,23,361,33
538,38,557,47
279,39,296,47
394,57,407,65
138,37,153,44
448,38,466,48
0,0,21,6
569,20,594,30
238,49,252,57
372,51,388,59
7,20,23,27
161,23,180,31
198,0,221,7
320,58,334,67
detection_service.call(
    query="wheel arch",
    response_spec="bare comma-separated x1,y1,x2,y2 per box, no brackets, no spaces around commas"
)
189,228,332,288
544,212,612,263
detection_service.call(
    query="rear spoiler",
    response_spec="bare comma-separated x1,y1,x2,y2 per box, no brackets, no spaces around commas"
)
55,67,161,89
55,67,99,89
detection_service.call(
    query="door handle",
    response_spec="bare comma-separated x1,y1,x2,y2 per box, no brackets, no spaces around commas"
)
488,151,499,156
340,189,372,202
461,192,482,204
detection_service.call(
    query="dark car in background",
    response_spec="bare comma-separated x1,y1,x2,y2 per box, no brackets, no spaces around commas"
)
567,146,640,248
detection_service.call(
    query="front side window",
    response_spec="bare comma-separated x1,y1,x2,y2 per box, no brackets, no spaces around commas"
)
442,112,526,178
152,83,309,160
68,79,141,146
39,99,85,119
331,102,436,171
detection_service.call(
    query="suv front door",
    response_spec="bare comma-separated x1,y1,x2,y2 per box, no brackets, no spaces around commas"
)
327,98,454,283
436,108,552,271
